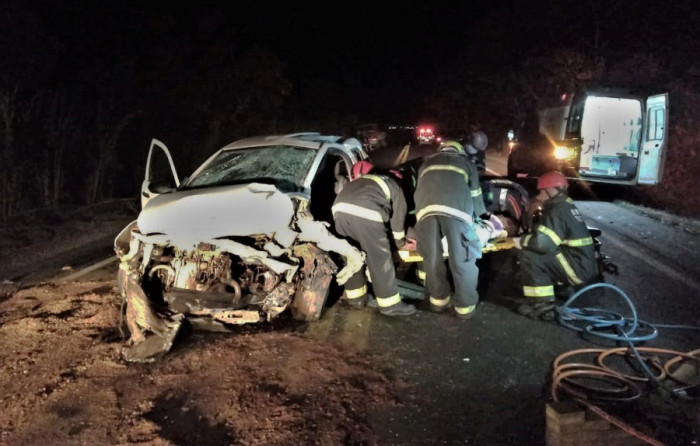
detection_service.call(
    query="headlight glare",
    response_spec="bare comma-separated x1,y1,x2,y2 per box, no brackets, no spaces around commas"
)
553,146,576,160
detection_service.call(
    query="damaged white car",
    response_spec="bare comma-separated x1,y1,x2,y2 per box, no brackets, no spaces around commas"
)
114,133,368,362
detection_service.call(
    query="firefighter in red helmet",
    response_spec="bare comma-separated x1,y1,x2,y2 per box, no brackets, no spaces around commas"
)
512,171,598,320
332,161,417,316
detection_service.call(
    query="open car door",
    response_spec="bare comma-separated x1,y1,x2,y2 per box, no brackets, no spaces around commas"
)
141,139,180,208
637,93,669,185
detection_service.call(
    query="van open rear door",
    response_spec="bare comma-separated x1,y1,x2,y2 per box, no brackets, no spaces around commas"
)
637,94,668,185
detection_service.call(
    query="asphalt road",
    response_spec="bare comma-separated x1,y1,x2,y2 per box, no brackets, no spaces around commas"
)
336,143,700,444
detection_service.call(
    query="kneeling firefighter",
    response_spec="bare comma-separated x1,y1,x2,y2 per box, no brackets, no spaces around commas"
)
512,171,599,320
332,161,417,317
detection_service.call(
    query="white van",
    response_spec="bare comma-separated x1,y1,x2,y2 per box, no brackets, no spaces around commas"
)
507,89,669,186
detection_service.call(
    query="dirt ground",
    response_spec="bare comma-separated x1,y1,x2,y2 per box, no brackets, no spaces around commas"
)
0,267,408,445
0,202,412,445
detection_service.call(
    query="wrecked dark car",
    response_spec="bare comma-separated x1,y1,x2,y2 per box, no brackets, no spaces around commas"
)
114,133,369,362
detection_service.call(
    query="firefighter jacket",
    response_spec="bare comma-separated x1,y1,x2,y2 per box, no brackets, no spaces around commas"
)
414,151,486,225
467,151,486,177
521,194,598,285
331,174,409,246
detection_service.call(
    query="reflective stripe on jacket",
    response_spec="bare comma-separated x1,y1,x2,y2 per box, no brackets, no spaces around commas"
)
332,174,408,242
413,152,486,224
522,195,598,284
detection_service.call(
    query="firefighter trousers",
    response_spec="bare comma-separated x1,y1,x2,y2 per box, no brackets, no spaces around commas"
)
520,249,589,301
416,214,481,308
334,214,399,303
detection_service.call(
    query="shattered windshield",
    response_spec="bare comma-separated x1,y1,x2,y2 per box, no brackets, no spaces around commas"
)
184,146,317,192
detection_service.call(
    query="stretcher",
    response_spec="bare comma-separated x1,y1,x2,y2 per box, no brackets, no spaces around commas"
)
397,237,516,263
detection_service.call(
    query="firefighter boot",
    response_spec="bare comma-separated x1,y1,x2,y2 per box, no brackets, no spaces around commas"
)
344,296,367,309
517,300,557,321
454,304,476,320
379,301,416,317
429,296,450,313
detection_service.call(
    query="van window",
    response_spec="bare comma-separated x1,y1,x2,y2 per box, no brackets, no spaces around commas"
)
566,101,585,135
646,108,665,141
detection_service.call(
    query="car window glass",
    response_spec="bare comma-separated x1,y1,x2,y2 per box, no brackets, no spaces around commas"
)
185,146,316,192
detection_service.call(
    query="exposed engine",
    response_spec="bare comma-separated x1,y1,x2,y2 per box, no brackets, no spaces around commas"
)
145,241,294,321
114,200,364,363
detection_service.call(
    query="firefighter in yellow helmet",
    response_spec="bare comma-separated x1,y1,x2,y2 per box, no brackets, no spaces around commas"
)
512,171,598,320
413,140,487,319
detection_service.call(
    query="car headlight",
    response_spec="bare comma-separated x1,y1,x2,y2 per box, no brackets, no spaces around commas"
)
553,146,576,160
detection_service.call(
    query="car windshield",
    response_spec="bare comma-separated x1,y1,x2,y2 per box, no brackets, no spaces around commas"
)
184,145,317,192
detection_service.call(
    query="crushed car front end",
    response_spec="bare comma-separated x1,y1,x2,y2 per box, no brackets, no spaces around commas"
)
115,137,364,362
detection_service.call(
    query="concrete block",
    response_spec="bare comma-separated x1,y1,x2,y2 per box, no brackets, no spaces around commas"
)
582,411,611,431
546,401,585,425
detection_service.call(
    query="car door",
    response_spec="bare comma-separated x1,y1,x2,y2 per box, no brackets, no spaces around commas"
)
308,146,356,222
637,93,669,185
141,139,180,208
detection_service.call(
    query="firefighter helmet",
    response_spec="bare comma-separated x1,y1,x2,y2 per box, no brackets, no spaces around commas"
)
537,171,568,190
351,160,374,180
439,140,465,154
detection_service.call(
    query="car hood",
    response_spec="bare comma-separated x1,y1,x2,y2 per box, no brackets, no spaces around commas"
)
137,183,296,247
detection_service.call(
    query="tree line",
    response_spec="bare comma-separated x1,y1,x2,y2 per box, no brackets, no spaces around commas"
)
2,0,699,222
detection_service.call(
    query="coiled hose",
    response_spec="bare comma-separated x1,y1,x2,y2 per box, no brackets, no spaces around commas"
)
552,282,699,400
549,282,699,445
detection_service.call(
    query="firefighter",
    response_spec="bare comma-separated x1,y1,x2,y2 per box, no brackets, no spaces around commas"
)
332,162,417,317
512,171,598,320
464,130,488,177
461,130,506,246
414,140,485,319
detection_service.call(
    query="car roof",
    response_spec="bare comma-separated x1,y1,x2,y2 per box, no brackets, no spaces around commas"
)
221,133,345,150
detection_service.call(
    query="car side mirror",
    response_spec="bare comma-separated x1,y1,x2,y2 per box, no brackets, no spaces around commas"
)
151,180,177,194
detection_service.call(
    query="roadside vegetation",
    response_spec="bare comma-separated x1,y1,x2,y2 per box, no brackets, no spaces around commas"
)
1,1,699,223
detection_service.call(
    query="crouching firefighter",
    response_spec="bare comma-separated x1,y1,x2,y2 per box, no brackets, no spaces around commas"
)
512,171,598,320
332,162,417,317
414,140,486,320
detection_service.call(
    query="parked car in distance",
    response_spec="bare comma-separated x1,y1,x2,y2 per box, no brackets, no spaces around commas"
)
114,133,368,362
507,89,669,186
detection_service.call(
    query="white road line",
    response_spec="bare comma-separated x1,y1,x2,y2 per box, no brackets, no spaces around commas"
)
602,233,700,293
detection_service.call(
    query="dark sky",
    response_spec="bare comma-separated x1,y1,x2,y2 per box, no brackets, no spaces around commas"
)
14,0,511,122
7,0,700,124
